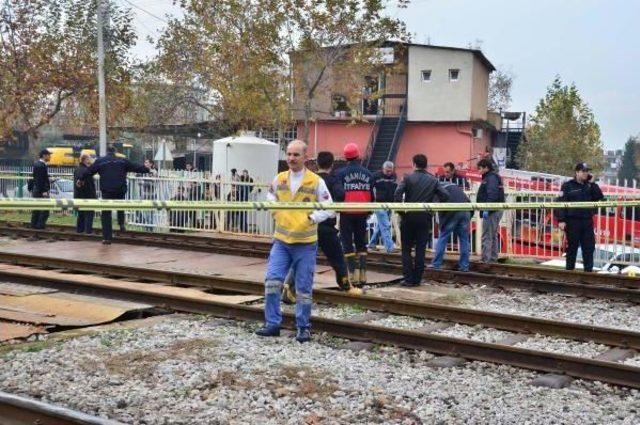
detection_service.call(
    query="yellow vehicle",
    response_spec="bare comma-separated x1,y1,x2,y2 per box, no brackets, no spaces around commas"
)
46,144,132,166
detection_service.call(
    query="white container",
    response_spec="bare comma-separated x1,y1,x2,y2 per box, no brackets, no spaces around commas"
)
211,132,279,182
211,132,279,235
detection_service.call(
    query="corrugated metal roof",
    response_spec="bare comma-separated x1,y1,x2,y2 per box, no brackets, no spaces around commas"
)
0,293,152,326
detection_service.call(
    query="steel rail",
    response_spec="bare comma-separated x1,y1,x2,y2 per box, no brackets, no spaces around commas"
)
2,223,639,299
5,267,640,389
1,222,637,288
1,252,640,350
0,391,122,425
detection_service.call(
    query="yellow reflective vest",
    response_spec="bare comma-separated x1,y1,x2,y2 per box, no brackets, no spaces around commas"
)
273,169,320,244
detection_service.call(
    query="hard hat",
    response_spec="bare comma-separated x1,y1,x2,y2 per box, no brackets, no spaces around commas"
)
343,143,360,160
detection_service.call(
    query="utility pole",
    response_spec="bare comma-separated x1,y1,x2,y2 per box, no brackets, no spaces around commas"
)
97,0,107,156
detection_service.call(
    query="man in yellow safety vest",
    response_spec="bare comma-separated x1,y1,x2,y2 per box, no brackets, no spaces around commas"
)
255,140,335,343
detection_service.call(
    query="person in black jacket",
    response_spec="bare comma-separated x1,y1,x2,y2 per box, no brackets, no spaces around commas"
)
476,158,505,263
30,149,51,230
439,162,470,190
238,169,254,232
368,161,397,253
555,162,604,272
394,154,449,286
73,153,97,234
430,181,471,272
82,145,149,244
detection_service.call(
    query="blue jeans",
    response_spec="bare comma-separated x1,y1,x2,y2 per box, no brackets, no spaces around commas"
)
368,210,395,252
264,240,317,330
432,212,471,271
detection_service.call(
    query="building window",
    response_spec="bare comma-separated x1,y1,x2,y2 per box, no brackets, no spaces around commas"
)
449,69,460,82
421,70,432,82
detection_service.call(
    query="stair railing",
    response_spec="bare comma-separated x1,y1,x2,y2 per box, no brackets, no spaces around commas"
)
386,97,408,163
363,110,383,169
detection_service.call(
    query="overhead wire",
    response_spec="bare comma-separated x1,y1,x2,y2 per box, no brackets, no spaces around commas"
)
118,0,170,24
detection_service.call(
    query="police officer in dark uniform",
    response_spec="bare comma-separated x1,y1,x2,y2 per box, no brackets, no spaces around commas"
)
73,153,97,234
335,143,374,285
30,149,51,229
556,162,604,272
82,145,149,244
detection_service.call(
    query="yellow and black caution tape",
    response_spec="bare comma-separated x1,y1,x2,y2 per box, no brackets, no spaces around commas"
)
0,199,639,212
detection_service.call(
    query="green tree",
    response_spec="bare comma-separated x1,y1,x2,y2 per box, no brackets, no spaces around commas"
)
0,0,136,139
288,0,409,141
618,136,639,186
150,0,291,132
488,67,514,112
516,76,604,175
150,0,409,141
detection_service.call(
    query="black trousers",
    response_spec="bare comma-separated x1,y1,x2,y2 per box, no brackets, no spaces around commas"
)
318,223,348,285
30,192,49,229
101,191,126,241
76,210,95,234
339,214,368,254
400,214,432,283
565,218,595,272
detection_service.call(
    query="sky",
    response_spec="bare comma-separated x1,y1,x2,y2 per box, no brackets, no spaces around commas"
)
125,0,640,149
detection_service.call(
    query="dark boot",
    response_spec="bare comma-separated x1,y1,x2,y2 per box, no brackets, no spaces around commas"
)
256,326,280,337
337,274,362,295
336,274,350,291
358,252,367,285
296,328,311,343
345,253,358,286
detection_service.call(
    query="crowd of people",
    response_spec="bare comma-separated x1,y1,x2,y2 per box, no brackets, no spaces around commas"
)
255,140,605,342
28,141,605,343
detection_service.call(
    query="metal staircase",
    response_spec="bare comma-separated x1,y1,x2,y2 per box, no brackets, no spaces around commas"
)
365,100,407,171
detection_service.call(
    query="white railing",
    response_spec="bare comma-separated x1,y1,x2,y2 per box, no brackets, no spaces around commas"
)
124,175,273,237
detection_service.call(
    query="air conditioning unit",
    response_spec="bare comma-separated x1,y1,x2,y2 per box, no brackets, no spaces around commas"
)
472,128,483,139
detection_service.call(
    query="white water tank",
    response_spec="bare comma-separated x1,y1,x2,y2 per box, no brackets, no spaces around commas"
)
211,132,279,182
211,132,279,235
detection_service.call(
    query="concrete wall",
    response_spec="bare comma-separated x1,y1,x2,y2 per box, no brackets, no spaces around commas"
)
407,47,473,121
394,122,490,176
470,55,489,121
407,46,491,122
298,120,374,158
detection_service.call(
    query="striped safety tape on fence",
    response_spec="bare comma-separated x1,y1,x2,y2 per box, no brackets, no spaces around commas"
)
0,199,639,212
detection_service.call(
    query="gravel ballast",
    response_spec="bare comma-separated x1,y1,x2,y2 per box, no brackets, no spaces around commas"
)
427,282,640,333
1,315,639,424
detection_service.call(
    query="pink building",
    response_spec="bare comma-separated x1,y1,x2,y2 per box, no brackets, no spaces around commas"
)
293,42,500,176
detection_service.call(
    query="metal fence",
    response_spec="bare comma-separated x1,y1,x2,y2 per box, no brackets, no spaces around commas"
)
124,174,273,237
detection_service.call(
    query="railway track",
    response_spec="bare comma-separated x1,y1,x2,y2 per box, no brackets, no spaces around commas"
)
2,221,637,288
1,223,639,305
1,252,640,388
0,390,121,424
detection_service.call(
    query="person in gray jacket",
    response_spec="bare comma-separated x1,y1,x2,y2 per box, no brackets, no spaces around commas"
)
476,158,505,263
394,154,449,286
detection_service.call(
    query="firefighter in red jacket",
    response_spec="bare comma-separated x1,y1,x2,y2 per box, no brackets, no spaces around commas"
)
335,143,374,285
